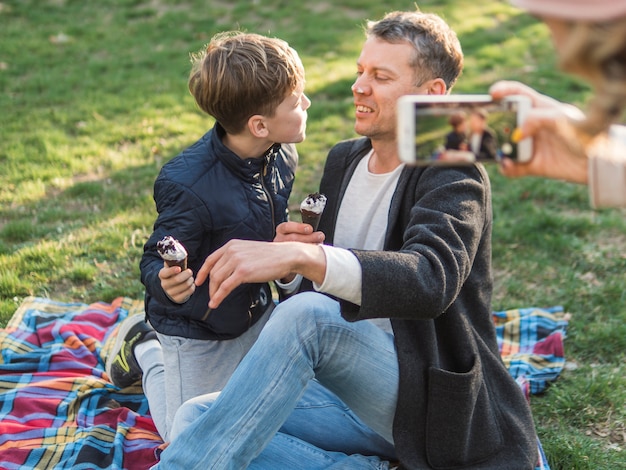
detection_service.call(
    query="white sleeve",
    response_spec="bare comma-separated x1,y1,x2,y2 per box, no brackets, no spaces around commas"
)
275,274,303,295
588,125,626,209
313,245,362,305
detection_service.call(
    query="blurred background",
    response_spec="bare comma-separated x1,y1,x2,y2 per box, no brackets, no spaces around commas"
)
0,1,624,468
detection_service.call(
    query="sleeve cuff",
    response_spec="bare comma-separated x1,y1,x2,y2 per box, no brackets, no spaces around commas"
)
314,245,362,305
588,125,626,209
275,274,303,295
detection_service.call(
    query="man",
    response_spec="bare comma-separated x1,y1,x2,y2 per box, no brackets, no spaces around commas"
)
156,10,539,469
468,107,498,161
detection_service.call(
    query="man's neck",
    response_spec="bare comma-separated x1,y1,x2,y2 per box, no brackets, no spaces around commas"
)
369,139,403,174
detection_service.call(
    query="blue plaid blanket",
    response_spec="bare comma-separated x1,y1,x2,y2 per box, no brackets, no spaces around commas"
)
0,297,565,469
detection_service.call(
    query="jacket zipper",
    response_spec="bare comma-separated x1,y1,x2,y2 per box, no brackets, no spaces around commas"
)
260,158,276,237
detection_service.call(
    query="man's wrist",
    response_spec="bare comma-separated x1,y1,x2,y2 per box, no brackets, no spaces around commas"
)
292,242,327,286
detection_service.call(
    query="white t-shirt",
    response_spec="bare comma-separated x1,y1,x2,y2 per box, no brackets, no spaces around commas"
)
278,150,404,333
316,150,404,333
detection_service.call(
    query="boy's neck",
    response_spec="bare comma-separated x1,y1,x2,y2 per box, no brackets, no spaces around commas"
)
223,132,274,160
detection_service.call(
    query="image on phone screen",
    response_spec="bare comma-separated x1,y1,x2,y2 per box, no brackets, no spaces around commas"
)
398,95,531,165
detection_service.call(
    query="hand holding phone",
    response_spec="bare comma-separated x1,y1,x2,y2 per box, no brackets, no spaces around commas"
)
397,94,532,166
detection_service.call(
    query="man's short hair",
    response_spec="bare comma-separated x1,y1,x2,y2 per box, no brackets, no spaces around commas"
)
188,32,305,134
365,10,463,90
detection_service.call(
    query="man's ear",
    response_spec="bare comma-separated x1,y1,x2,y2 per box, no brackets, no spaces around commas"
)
247,115,269,138
427,78,447,95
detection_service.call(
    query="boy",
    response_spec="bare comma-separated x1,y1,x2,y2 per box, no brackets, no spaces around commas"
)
105,31,310,441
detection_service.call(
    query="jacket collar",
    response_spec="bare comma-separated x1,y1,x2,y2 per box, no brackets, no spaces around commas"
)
210,123,280,181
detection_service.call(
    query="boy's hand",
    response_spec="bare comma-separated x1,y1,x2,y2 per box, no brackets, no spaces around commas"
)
273,222,324,283
159,264,195,303
274,221,325,244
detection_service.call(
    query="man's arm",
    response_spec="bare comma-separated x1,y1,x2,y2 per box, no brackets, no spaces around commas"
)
195,240,327,309
345,164,491,322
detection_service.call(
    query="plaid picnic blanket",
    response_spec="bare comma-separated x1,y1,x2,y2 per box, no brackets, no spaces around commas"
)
0,297,161,470
0,297,566,469
493,305,570,396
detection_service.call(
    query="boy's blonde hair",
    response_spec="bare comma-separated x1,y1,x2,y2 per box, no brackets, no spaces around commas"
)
189,32,305,134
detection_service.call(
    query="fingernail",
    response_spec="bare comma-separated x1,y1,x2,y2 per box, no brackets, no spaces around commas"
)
512,128,523,143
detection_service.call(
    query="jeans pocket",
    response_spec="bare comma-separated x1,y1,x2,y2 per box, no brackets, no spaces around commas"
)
425,356,503,468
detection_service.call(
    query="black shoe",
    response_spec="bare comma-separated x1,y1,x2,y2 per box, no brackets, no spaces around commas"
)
105,314,156,388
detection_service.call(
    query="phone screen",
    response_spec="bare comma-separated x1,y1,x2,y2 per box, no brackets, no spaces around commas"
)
412,99,523,164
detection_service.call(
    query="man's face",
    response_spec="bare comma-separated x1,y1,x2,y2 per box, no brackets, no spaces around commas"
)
352,37,429,142
469,113,485,133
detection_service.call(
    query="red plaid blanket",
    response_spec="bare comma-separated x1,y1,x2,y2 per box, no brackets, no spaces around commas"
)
0,297,161,469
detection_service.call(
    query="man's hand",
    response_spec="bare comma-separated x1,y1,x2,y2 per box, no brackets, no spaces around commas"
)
195,240,327,309
159,264,195,303
273,221,325,283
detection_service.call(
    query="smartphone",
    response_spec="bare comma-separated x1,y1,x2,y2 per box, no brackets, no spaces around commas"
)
397,94,532,166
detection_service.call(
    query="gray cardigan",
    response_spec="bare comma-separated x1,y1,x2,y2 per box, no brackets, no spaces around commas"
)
312,138,538,469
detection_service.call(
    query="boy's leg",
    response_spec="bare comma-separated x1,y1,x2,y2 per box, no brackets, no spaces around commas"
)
157,291,399,469
135,340,168,440
105,314,170,440
157,304,272,429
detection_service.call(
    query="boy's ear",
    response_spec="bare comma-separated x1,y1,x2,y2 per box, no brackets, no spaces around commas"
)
247,115,269,138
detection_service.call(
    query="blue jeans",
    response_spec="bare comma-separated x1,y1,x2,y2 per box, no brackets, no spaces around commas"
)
156,292,400,469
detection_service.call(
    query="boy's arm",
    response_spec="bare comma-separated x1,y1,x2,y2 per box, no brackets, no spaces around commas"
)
141,178,211,306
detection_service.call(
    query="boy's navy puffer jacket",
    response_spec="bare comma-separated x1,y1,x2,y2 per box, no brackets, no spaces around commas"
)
140,123,297,340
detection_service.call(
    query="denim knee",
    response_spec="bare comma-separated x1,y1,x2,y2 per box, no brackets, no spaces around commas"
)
272,292,340,327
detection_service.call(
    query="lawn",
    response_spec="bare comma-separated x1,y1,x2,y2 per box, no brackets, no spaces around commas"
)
1,0,624,468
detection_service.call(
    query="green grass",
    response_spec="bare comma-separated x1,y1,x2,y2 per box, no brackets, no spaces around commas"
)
1,0,625,468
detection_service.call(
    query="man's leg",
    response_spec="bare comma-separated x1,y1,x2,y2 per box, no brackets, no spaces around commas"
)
172,379,396,460
248,432,388,470
281,379,397,459
157,291,399,469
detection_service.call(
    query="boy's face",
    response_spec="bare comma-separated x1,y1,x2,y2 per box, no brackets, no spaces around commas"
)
265,86,310,144
352,37,431,143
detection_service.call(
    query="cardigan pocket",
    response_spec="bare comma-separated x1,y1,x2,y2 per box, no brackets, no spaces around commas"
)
425,356,503,469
